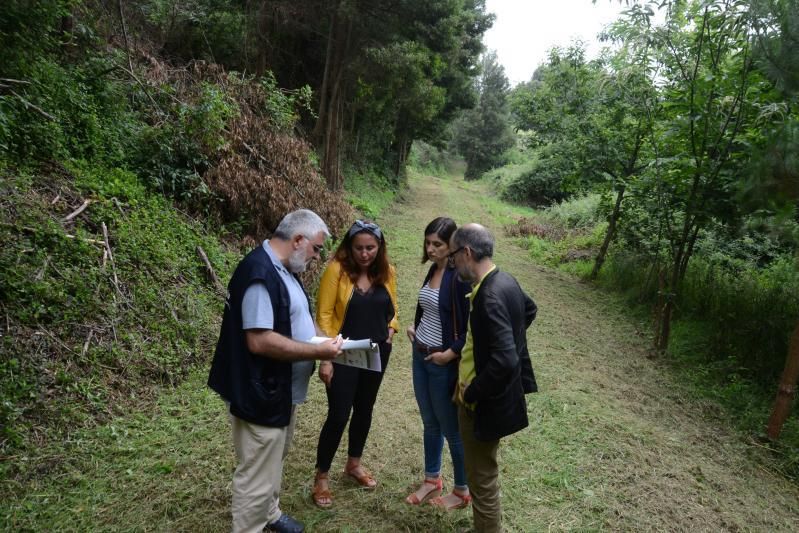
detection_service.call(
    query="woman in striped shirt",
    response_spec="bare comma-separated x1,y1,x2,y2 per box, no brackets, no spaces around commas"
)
405,217,472,510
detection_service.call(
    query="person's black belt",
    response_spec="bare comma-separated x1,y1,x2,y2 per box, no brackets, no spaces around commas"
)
416,341,444,355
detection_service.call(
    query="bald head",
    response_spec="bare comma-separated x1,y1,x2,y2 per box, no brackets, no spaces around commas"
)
451,223,494,261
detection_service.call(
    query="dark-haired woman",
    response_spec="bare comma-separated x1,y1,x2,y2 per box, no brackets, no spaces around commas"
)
311,220,399,508
405,217,472,510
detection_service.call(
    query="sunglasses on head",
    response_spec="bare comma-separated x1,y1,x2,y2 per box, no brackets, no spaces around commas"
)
348,219,383,241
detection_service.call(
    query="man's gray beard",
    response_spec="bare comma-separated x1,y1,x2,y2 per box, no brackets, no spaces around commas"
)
288,248,308,273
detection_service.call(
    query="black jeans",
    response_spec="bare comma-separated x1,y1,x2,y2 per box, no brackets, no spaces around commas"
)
315,341,391,472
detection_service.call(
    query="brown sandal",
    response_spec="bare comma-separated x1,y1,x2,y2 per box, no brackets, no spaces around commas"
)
429,490,472,510
312,471,333,508
405,477,443,505
343,465,377,489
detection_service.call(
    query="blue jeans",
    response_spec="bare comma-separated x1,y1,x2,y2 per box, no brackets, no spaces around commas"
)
412,342,467,489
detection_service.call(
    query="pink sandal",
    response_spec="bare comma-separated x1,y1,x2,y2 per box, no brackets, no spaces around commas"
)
429,490,472,510
406,477,443,505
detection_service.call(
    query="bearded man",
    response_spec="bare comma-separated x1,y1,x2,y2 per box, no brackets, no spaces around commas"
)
209,209,343,533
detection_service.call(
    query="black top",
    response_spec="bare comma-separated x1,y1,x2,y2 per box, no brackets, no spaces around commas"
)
340,285,393,342
464,268,538,442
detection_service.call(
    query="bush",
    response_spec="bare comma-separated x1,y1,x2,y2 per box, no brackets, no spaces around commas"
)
502,143,575,206
343,164,396,220
599,250,799,386
408,141,451,175
547,193,603,229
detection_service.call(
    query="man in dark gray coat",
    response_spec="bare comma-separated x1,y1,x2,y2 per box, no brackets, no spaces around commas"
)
449,223,537,533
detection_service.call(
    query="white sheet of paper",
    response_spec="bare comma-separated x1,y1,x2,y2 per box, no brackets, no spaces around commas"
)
307,336,382,372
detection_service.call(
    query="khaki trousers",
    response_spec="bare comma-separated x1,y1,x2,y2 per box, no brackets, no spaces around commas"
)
459,406,501,533
230,406,297,533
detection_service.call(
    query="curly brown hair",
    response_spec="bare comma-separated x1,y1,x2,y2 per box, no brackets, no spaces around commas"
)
334,220,391,286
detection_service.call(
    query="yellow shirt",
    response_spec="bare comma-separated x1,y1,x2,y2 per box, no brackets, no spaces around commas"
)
456,265,496,408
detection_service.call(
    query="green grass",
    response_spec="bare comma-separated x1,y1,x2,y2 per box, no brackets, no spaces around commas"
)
4,166,799,531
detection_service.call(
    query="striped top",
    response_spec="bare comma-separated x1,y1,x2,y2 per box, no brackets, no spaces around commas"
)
415,283,443,347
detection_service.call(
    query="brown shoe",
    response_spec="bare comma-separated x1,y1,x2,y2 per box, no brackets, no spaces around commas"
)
312,471,333,508
343,465,377,489
405,477,443,505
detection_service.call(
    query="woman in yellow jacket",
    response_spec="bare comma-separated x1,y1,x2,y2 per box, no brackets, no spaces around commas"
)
312,219,399,508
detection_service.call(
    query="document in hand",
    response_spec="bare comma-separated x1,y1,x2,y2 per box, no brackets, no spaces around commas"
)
308,336,382,372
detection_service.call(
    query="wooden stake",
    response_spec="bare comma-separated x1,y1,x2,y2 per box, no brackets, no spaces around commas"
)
766,320,799,440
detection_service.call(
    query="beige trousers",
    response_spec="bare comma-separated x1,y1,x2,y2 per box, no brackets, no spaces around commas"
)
230,406,297,533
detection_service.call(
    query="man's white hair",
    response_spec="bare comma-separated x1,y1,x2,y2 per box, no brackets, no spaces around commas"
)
273,209,329,240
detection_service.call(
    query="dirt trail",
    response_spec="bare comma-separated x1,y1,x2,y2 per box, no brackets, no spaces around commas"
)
359,172,799,531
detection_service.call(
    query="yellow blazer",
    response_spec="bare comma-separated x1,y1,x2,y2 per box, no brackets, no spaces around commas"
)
315,259,399,337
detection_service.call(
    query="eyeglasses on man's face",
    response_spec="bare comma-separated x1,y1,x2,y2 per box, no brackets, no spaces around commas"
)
303,236,324,255
448,246,466,259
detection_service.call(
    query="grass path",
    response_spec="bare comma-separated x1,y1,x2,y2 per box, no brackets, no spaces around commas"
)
4,171,799,531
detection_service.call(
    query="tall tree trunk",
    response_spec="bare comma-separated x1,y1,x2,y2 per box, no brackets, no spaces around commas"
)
313,5,337,141
322,89,344,190
315,4,351,190
766,320,799,440
590,185,625,280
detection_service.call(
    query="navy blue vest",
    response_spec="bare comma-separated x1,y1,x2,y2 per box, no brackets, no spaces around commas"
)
208,246,303,427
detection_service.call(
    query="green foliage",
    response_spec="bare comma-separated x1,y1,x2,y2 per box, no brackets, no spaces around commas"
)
259,72,315,132
512,195,607,270
0,56,140,166
598,249,799,385
452,52,516,179
481,145,538,190
502,142,575,205
140,0,250,69
343,164,397,220
407,140,454,175
0,0,71,70
0,164,237,458
547,193,603,229
130,81,236,204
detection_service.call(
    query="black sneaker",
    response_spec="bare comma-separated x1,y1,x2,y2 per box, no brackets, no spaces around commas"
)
264,513,305,533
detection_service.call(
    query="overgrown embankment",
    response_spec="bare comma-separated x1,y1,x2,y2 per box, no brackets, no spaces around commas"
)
0,162,237,463
1,0,360,482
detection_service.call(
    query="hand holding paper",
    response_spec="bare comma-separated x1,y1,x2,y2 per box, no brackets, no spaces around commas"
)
308,336,382,372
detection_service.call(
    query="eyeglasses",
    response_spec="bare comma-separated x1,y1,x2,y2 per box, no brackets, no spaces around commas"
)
448,246,466,259
348,219,383,241
303,236,324,255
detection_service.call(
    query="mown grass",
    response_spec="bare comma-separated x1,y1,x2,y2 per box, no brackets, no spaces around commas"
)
501,188,799,480
4,168,799,531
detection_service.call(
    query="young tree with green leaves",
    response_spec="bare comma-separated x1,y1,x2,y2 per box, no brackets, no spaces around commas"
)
643,0,761,350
